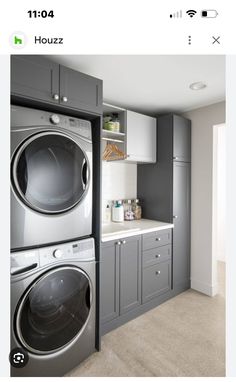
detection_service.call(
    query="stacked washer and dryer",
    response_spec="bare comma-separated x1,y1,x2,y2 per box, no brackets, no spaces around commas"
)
10,105,96,376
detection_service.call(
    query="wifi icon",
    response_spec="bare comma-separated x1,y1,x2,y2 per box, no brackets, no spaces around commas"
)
186,9,197,17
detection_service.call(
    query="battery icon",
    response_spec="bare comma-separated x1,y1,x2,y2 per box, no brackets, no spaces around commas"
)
201,10,218,18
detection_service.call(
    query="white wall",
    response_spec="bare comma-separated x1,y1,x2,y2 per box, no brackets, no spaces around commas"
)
102,161,137,221
183,101,225,296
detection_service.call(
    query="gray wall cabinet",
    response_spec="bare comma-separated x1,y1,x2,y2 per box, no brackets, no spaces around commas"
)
11,55,59,105
137,114,191,292
60,65,102,114
11,55,103,114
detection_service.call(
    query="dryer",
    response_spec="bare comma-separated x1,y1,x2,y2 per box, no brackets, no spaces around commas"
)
11,105,93,250
11,237,96,377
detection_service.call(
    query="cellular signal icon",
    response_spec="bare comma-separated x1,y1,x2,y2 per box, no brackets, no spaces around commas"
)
170,10,183,18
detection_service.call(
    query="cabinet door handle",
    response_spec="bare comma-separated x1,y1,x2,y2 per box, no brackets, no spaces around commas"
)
52,94,59,100
61,96,68,103
156,270,161,275
122,240,126,244
155,238,161,241
116,241,121,245
155,254,161,258
173,156,178,160
173,215,178,219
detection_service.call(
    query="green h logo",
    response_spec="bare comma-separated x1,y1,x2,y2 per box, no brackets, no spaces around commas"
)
14,36,23,45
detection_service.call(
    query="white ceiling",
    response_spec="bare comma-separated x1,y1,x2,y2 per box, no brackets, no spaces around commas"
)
47,55,225,115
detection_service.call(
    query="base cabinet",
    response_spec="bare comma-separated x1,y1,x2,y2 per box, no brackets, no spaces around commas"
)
100,236,141,325
120,237,141,314
142,261,171,303
100,241,119,324
101,229,172,334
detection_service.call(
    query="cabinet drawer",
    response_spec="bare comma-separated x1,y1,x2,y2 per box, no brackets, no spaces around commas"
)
142,261,171,303
142,229,171,251
142,245,171,268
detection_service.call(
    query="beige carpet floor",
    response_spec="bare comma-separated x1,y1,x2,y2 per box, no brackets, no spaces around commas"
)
67,261,225,377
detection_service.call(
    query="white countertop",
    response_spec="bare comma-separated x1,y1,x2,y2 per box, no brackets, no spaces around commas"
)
102,219,174,242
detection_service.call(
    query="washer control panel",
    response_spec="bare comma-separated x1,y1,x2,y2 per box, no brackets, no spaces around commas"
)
39,238,95,267
11,238,95,276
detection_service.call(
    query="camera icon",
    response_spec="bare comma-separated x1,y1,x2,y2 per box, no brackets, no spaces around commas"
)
9,348,29,368
13,352,25,364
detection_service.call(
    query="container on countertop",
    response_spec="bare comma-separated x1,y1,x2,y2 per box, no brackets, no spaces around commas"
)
124,199,134,221
112,200,124,222
132,199,142,220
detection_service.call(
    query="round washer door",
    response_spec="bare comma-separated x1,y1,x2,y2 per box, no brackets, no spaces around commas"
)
12,131,90,214
15,266,92,354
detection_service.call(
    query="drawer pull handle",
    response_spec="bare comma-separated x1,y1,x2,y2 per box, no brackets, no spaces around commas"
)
61,96,68,102
116,241,121,245
155,254,161,258
122,240,126,244
156,271,161,275
155,238,161,241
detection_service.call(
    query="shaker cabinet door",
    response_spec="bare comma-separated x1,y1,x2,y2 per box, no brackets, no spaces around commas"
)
100,241,119,324
120,236,141,315
11,55,59,104
173,115,191,162
59,65,103,114
173,161,191,288
126,110,156,163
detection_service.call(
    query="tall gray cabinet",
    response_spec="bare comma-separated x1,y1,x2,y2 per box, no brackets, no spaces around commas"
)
137,114,191,293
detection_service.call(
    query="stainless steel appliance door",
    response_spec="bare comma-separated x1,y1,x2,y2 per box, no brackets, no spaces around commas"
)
15,266,92,354
11,131,89,214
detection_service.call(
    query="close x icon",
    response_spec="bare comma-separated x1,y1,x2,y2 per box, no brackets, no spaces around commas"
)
212,36,220,44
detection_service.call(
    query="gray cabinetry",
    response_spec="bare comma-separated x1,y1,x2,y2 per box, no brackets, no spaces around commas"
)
100,240,119,324
173,161,190,288
173,115,191,162
11,55,102,114
100,230,172,334
100,235,141,325
11,55,59,104
120,236,141,314
60,65,102,114
142,261,171,303
142,229,172,303
137,114,191,293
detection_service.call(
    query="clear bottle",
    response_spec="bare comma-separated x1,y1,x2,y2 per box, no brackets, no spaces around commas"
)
132,199,142,220
105,204,111,222
124,199,134,221
112,113,120,133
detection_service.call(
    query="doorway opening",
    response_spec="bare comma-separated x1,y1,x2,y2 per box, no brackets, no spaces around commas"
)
213,123,226,296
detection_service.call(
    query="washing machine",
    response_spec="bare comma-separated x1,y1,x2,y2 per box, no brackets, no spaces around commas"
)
11,105,93,250
11,237,96,377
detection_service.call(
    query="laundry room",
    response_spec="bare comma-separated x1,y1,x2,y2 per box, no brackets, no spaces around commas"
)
10,54,226,377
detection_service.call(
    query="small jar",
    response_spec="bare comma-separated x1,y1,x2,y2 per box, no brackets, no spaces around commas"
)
124,199,134,221
132,199,142,220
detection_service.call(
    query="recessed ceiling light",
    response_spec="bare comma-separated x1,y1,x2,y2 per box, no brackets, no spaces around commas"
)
189,81,207,90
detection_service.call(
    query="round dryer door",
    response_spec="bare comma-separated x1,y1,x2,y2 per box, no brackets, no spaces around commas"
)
12,132,90,214
15,266,92,354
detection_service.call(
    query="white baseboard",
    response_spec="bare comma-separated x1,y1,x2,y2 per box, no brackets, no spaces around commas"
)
191,279,218,297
